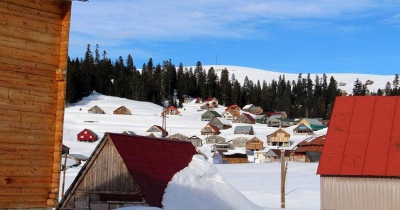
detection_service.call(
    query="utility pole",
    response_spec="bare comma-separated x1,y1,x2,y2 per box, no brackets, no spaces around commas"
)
281,149,288,208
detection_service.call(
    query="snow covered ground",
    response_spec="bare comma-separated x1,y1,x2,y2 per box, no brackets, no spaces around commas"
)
61,91,321,209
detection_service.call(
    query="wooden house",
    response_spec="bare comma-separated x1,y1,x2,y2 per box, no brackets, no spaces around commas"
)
228,136,249,148
0,1,74,208
113,106,132,115
59,133,197,209
292,123,314,135
234,126,254,135
88,105,105,114
225,104,241,119
146,125,168,137
205,135,225,144
266,114,282,127
254,114,267,124
212,150,248,164
267,128,290,147
188,135,203,147
270,149,291,162
161,105,180,116
122,130,136,135
221,111,234,120
242,104,255,112
291,134,325,162
279,118,297,127
201,124,221,136
205,97,218,107
234,113,256,124
201,110,222,121
209,117,232,129
297,118,323,127
210,143,230,153
266,111,287,119
169,133,188,141
77,128,98,142
246,137,263,151
248,106,263,115
317,96,400,210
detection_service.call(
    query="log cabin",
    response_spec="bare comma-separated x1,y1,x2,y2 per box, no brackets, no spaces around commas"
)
0,0,74,208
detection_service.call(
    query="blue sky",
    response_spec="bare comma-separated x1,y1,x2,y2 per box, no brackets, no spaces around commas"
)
69,0,400,75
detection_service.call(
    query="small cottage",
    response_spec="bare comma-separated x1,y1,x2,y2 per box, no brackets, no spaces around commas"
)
146,125,168,137
246,137,263,151
161,105,180,116
210,143,230,153
242,104,255,112
212,150,248,164
169,133,188,141
234,113,256,124
225,104,241,119
248,106,263,115
267,128,290,147
266,114,282,127
205,135,226,144
201,110,222,121
201,124,221,136
210,117,232,129
293,123,314,135
317,96,400,210
228,136,249,148
59,133,197,209
291,134,325,162
88,105,105,114
254,114,267,124
221,111,235,120
234,126,254,135
113,106,132,115
188,135,203,147
122,130,136,135
77,129,98,142
266,111,287,119
205,97,219,107
279,118,298,127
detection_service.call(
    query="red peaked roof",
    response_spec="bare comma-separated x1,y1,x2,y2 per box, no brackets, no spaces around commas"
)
317,96,400,176
107,133,197,208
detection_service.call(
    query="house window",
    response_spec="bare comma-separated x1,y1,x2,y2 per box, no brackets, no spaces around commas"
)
80,136,84,138
90,135,92,138
84,131,87,134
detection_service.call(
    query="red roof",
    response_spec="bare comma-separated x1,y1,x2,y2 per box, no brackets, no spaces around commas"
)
208,124,221,134
242,113,255,121
317,96,400,176
294,135,326,153
107,133,197,208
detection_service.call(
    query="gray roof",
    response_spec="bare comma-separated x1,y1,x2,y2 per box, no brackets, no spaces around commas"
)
254,115,266,119
234,126,253,132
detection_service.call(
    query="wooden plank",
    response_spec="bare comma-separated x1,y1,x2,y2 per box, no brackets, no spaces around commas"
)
0,35,60,56
0,68,56,85
0,195,49,203
0,108,55,119
0,121,54,133
0,165,53,177
0,187,50,196
0,143,54,155
0,176,51,188
0,56,58,72
0,21,61,45
0,135,55,146
0,44,60,66
0,201,48,209
0,10,62,35
0,0,63,17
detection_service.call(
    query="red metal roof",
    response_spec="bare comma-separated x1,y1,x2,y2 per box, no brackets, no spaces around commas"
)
294,135,326,153
107,133,197,208
317,96,400,176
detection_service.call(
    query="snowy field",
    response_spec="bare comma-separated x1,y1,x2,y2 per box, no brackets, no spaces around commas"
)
61,91,322,209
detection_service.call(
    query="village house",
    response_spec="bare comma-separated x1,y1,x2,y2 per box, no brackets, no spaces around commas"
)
290,134,325,162
146,125,168,137
279,118,298,127
266,114,282,127
234,113,256,124
205,97,219,107
201,110,222,121
0,1,74,208
225,104,241,119
169,133,189,141
200,124,221,136
88,105,105,114
205,135,226,144
248,106,264,115
254,114,268,124
122,130,136,135
58,133,197,209
188,135,203,147
210,143,231,152
161,105,180,116
113,106,132,115
228,136,249,148
77,128,98,142
267,128,291,147
209,117,232,129
221,111,235,120
292,123,314,135
246,137,263,151
212,150,248,164
242,104,255,112
317,96,400,210
266,111,287,119
234,126,255,135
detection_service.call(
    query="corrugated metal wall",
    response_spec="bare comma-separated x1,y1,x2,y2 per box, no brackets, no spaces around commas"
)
321,176,400,210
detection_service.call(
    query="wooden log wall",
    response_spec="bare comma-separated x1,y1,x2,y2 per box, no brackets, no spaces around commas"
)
0,0,71,208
